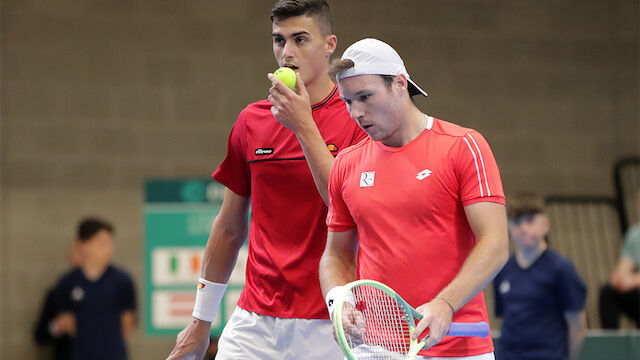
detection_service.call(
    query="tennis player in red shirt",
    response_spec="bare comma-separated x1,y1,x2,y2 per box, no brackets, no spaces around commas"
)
320,38,509,359
167,1,366,360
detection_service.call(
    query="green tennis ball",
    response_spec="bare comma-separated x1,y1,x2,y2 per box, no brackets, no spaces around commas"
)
273,67,297,90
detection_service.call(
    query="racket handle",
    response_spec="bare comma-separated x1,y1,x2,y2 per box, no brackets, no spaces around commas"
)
447,321,490,337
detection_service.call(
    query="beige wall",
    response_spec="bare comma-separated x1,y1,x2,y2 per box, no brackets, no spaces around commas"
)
1,0,638,358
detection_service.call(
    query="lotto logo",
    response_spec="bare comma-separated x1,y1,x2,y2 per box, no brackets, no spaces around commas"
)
416,169,432,180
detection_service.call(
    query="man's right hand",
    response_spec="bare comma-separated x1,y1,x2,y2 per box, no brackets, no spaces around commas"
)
166,318,212,360
339,303,367,345
51,312,76,337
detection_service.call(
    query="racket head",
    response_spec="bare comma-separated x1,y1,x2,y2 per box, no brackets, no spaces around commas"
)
333,280,424,360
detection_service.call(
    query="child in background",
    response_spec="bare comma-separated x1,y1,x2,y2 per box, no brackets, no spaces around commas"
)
494,193,587,360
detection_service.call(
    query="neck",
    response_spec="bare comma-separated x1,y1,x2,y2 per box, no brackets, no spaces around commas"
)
306,73,336,105
382,105,425,147
82,262,108,281
515,241,547,269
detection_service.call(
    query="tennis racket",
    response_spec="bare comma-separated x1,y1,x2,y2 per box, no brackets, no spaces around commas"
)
332,279,490,360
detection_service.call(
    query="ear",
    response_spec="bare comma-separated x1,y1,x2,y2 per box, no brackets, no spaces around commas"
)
325,34,337,58
394,74,409,94
540,214,551,234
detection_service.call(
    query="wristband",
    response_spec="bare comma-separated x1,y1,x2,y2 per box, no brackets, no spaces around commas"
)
325,286,355,321
192,278,227,322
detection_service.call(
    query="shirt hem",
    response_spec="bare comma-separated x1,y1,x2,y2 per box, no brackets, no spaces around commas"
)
327,224,356,232
419,345,495,357
462,195,505,207
212,173,250,197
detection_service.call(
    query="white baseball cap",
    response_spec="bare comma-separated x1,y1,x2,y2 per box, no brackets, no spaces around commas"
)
336,38,428,97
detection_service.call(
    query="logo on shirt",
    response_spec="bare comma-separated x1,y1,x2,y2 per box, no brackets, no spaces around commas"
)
360,171,375,187
198,282,205,290
71,286,85,302
499,280,510,294
416,169,432,180
255,147,274,155
327,144,338,153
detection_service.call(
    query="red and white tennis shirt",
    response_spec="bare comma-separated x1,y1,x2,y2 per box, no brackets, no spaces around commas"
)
213,84,367,319
327,116,505,357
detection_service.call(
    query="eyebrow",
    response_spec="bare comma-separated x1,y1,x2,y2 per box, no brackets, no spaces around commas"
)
342,90,373,100
272,30,311,38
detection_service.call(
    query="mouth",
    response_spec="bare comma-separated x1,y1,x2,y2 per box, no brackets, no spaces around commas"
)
284,64,299,71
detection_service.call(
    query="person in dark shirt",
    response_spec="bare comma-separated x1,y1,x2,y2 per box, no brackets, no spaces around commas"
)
599,189,640,329
493,193,587,360
53,217,137,360
34,242,83,360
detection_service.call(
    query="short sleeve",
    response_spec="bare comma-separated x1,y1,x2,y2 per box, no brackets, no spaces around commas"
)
455,131,505,206
212,110,251,197
119,274,137,312
326,155,356,232
556,260,587,313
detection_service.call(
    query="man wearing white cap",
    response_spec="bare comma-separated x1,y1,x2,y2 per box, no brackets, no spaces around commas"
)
319,38,509,359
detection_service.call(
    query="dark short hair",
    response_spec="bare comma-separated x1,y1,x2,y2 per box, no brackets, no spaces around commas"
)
77,217,114,242
507,192,545,220
270,0,334,35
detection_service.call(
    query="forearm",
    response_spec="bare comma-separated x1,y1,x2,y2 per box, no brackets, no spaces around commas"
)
121,311,136,341
566,311,587,360
294,122,335,206
319,253,356,296
201,217,247,282
200,189,249,282
611,257,640,290
319,230,358,296
437,233,508,311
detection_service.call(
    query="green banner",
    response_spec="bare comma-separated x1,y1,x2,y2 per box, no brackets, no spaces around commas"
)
144,179,246,336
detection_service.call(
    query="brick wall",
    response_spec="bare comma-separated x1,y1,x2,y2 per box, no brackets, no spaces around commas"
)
1,1,637,358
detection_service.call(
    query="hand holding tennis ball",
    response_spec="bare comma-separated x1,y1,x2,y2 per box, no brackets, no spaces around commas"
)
272,67,297,90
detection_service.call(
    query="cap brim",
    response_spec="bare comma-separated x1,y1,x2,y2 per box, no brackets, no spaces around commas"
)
408,79,428,97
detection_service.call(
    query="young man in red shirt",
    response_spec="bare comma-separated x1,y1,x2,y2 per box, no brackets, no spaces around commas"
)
320,38,509,359
166,1,366,359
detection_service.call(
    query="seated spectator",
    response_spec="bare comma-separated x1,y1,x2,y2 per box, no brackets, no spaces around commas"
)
599,189,640,329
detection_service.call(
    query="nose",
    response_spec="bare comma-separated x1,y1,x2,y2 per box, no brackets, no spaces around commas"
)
509,223,525,237
349,102,364,121
281,41,296,62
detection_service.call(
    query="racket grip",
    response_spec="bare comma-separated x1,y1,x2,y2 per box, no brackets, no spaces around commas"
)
447,321,490,337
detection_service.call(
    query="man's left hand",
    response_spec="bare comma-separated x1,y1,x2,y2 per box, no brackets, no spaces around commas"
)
412,297,454,350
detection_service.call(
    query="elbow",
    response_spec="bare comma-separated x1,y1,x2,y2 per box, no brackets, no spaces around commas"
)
494,234,510,270
211,216,248,248
498,242,509,266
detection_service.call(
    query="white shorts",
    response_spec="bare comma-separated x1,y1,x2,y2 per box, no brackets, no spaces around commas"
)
215,307,344,360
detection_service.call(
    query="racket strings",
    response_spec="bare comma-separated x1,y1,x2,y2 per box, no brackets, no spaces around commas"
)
343,285,413,359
